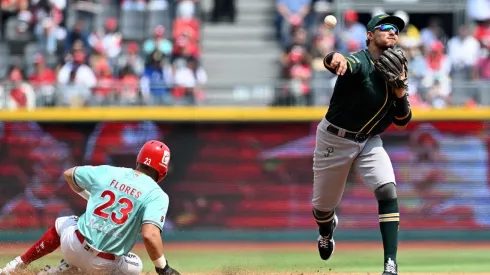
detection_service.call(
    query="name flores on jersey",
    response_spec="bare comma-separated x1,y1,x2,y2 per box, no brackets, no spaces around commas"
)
110,179,142,199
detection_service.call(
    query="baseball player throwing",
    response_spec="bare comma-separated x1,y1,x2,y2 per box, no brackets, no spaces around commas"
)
1,140,180,275
312,14,411,275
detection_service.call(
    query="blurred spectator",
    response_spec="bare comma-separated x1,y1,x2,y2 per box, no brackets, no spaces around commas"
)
420,17,448,51
92,61,117,106
0,65,36,110
473,19,490,48
35,17,60,55
467,0,490,22
143,25,173,57
172,56,207,105
147,0,168,10
57,50,97,107
336,9,367,54
404,46,429,108
65,20,90,54
88,43,110,73
28,54,57,106
281,27,312,69
121,0,146,10
176,0,198,19
394,10,421,49
277,45,312,106
32,0,66,55
473,45,490,105
473,45,490,80
1,0,29,34
211,0,236,23
118,65,141,105
140,51,173,105
71,0,101,30
88,18,123,65
117,42,145,76
422,41,452,108
447,25,481,81
174,6,201,40
276,0,311,48
172,34,200,62
310,23,335,69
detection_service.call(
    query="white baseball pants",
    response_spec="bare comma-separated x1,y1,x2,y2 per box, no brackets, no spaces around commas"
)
55,216,143,275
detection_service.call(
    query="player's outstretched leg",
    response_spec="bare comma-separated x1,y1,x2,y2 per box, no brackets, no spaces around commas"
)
375,183,399,275
1,226,61,275
313,208,338,261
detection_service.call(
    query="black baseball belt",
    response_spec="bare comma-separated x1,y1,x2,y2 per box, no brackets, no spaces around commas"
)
326,124,371,143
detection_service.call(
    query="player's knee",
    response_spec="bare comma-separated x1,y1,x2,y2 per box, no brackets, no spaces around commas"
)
118,252,143,275
55,215,79,236
374,182,397,201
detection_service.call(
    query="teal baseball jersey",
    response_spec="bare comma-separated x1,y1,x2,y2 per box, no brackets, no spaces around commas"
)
72,165,169,256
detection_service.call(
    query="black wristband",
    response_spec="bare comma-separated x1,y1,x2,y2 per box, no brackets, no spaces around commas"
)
393,95,411,126
394,94,410,118
393,109,411,126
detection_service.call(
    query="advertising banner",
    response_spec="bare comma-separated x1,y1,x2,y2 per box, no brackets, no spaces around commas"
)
0,120,488,231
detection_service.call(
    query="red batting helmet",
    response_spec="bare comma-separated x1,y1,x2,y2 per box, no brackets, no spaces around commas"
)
136,140,171,182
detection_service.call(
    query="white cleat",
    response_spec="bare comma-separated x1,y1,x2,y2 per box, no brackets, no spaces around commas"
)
1,256,26,274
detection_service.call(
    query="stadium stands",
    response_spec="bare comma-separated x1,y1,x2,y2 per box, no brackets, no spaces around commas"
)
0,0,205,108
0,0,490,108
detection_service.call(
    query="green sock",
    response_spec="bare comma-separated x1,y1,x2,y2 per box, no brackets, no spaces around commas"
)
378,199,399,262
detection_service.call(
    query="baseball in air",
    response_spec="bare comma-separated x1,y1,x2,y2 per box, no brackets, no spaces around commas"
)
324,15,337,28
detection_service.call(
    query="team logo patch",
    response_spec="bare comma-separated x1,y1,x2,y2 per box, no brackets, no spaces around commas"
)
161,151,170,166
325,147,334,157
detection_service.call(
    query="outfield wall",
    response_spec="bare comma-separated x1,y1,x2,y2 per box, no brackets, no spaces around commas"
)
0,107,489,242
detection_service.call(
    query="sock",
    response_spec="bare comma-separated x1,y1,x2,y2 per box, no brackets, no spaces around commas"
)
313,209,335,236
378,199,399,262
20,226,61,265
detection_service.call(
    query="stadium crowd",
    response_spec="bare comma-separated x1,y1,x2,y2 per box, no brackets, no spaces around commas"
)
2,0,490,108
0,0,206,109
276,0,490,108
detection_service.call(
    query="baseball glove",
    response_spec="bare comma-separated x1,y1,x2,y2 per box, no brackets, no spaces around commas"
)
374,48,408,90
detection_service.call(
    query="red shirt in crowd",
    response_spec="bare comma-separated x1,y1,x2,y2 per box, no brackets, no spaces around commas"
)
28,69,57,86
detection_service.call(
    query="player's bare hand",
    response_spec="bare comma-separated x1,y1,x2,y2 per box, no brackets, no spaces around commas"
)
394,88,406,98
329,53,348,76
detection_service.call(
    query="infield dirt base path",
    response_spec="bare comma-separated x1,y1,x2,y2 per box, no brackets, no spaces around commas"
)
3,242,490,275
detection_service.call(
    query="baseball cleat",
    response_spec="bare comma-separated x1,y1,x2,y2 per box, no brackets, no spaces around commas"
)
382,258,398,275
37,259,73,275
317,214,338,261
1,256,26,274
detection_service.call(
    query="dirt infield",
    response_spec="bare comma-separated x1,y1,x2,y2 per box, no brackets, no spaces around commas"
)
2,241,489,275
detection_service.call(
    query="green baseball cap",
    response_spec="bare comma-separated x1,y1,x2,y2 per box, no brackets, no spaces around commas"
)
366,14,405,33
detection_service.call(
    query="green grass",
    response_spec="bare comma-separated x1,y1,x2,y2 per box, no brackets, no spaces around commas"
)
1,244,489,274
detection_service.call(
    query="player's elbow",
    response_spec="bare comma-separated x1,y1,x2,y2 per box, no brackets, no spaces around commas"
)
63,168,73,182
141,224,162,243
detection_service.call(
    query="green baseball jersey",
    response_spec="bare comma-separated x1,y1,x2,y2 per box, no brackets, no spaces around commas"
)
72,165,169,256
325,50,399,135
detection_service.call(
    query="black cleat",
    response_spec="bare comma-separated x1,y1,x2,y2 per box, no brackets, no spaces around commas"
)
382,258,398,275
317,214,338,261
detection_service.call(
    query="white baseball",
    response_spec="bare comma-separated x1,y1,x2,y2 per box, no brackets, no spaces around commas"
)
324,15,337,28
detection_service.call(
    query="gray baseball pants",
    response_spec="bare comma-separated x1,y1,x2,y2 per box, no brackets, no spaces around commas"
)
312,117,396,212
